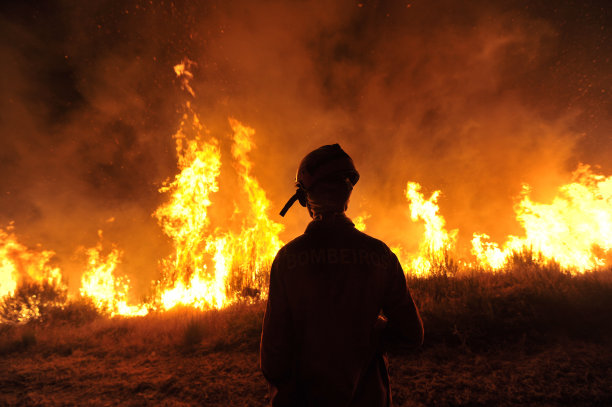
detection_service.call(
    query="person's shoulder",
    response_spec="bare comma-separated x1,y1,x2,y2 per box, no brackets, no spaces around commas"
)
275,233,308,257
350,228,395,255
349,229,401,272
271,234,309,273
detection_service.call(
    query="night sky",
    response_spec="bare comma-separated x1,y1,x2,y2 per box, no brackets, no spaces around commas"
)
1,0,610,296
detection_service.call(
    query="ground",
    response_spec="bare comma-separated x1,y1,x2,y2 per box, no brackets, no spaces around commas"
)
2,336,610,406
2,267,612,406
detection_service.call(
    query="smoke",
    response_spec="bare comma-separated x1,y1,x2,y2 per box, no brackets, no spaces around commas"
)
0,0,610,294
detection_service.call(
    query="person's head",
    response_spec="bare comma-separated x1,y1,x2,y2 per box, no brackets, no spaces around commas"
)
305,173,354,218
279,144,359,218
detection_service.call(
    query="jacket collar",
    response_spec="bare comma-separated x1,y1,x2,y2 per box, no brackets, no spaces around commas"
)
305,213,355,234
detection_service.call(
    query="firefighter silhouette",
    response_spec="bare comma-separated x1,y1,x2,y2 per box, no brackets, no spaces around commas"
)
261,144,423,406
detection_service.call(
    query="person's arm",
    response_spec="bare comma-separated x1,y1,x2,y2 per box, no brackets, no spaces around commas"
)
381,252,424,349
260,252,295,405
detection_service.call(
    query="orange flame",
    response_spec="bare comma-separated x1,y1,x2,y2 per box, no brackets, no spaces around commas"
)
0,225,62,299
152,117,284,310
353,213,371,232
403,182,458,276
4,59,611,321
220,118,284,298
151,62,283,311
152,103,225,309
472,165,612,271
79,231,147,317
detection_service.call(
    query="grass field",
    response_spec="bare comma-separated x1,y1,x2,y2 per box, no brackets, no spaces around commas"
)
1,264,611,406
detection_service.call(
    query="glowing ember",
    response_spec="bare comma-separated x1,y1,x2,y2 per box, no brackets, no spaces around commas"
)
174,58,196,97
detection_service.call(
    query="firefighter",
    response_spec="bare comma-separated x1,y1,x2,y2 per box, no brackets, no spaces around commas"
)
261,144,423,406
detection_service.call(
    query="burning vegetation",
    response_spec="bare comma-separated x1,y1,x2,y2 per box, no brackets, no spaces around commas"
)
1,60,611,322
0,1,610,324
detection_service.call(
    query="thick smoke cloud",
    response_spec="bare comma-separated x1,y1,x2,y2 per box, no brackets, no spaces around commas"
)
0,0,610,295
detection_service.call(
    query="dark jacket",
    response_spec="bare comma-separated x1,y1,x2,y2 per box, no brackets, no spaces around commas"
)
260,215,423,406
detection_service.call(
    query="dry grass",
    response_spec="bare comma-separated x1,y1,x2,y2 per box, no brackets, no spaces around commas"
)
1,266,612,406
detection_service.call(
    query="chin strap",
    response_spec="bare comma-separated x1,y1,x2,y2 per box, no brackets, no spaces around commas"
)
279,188,307,217
279,193,299,217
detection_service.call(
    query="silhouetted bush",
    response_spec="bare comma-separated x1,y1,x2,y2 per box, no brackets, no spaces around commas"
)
408,265,612,350
0,327,37,355
181,317,206,351
0,281,102,326
0,280,67,324
45,297,102,325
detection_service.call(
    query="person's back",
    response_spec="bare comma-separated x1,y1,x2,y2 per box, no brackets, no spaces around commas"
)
261,144,423,406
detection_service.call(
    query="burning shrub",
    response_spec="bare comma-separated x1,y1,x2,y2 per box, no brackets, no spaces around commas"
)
0,280,104,326
45,297,102,326
0,280,67,324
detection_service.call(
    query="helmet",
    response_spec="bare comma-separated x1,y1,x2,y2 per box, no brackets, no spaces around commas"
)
295,144,359,190
279,144,359,216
